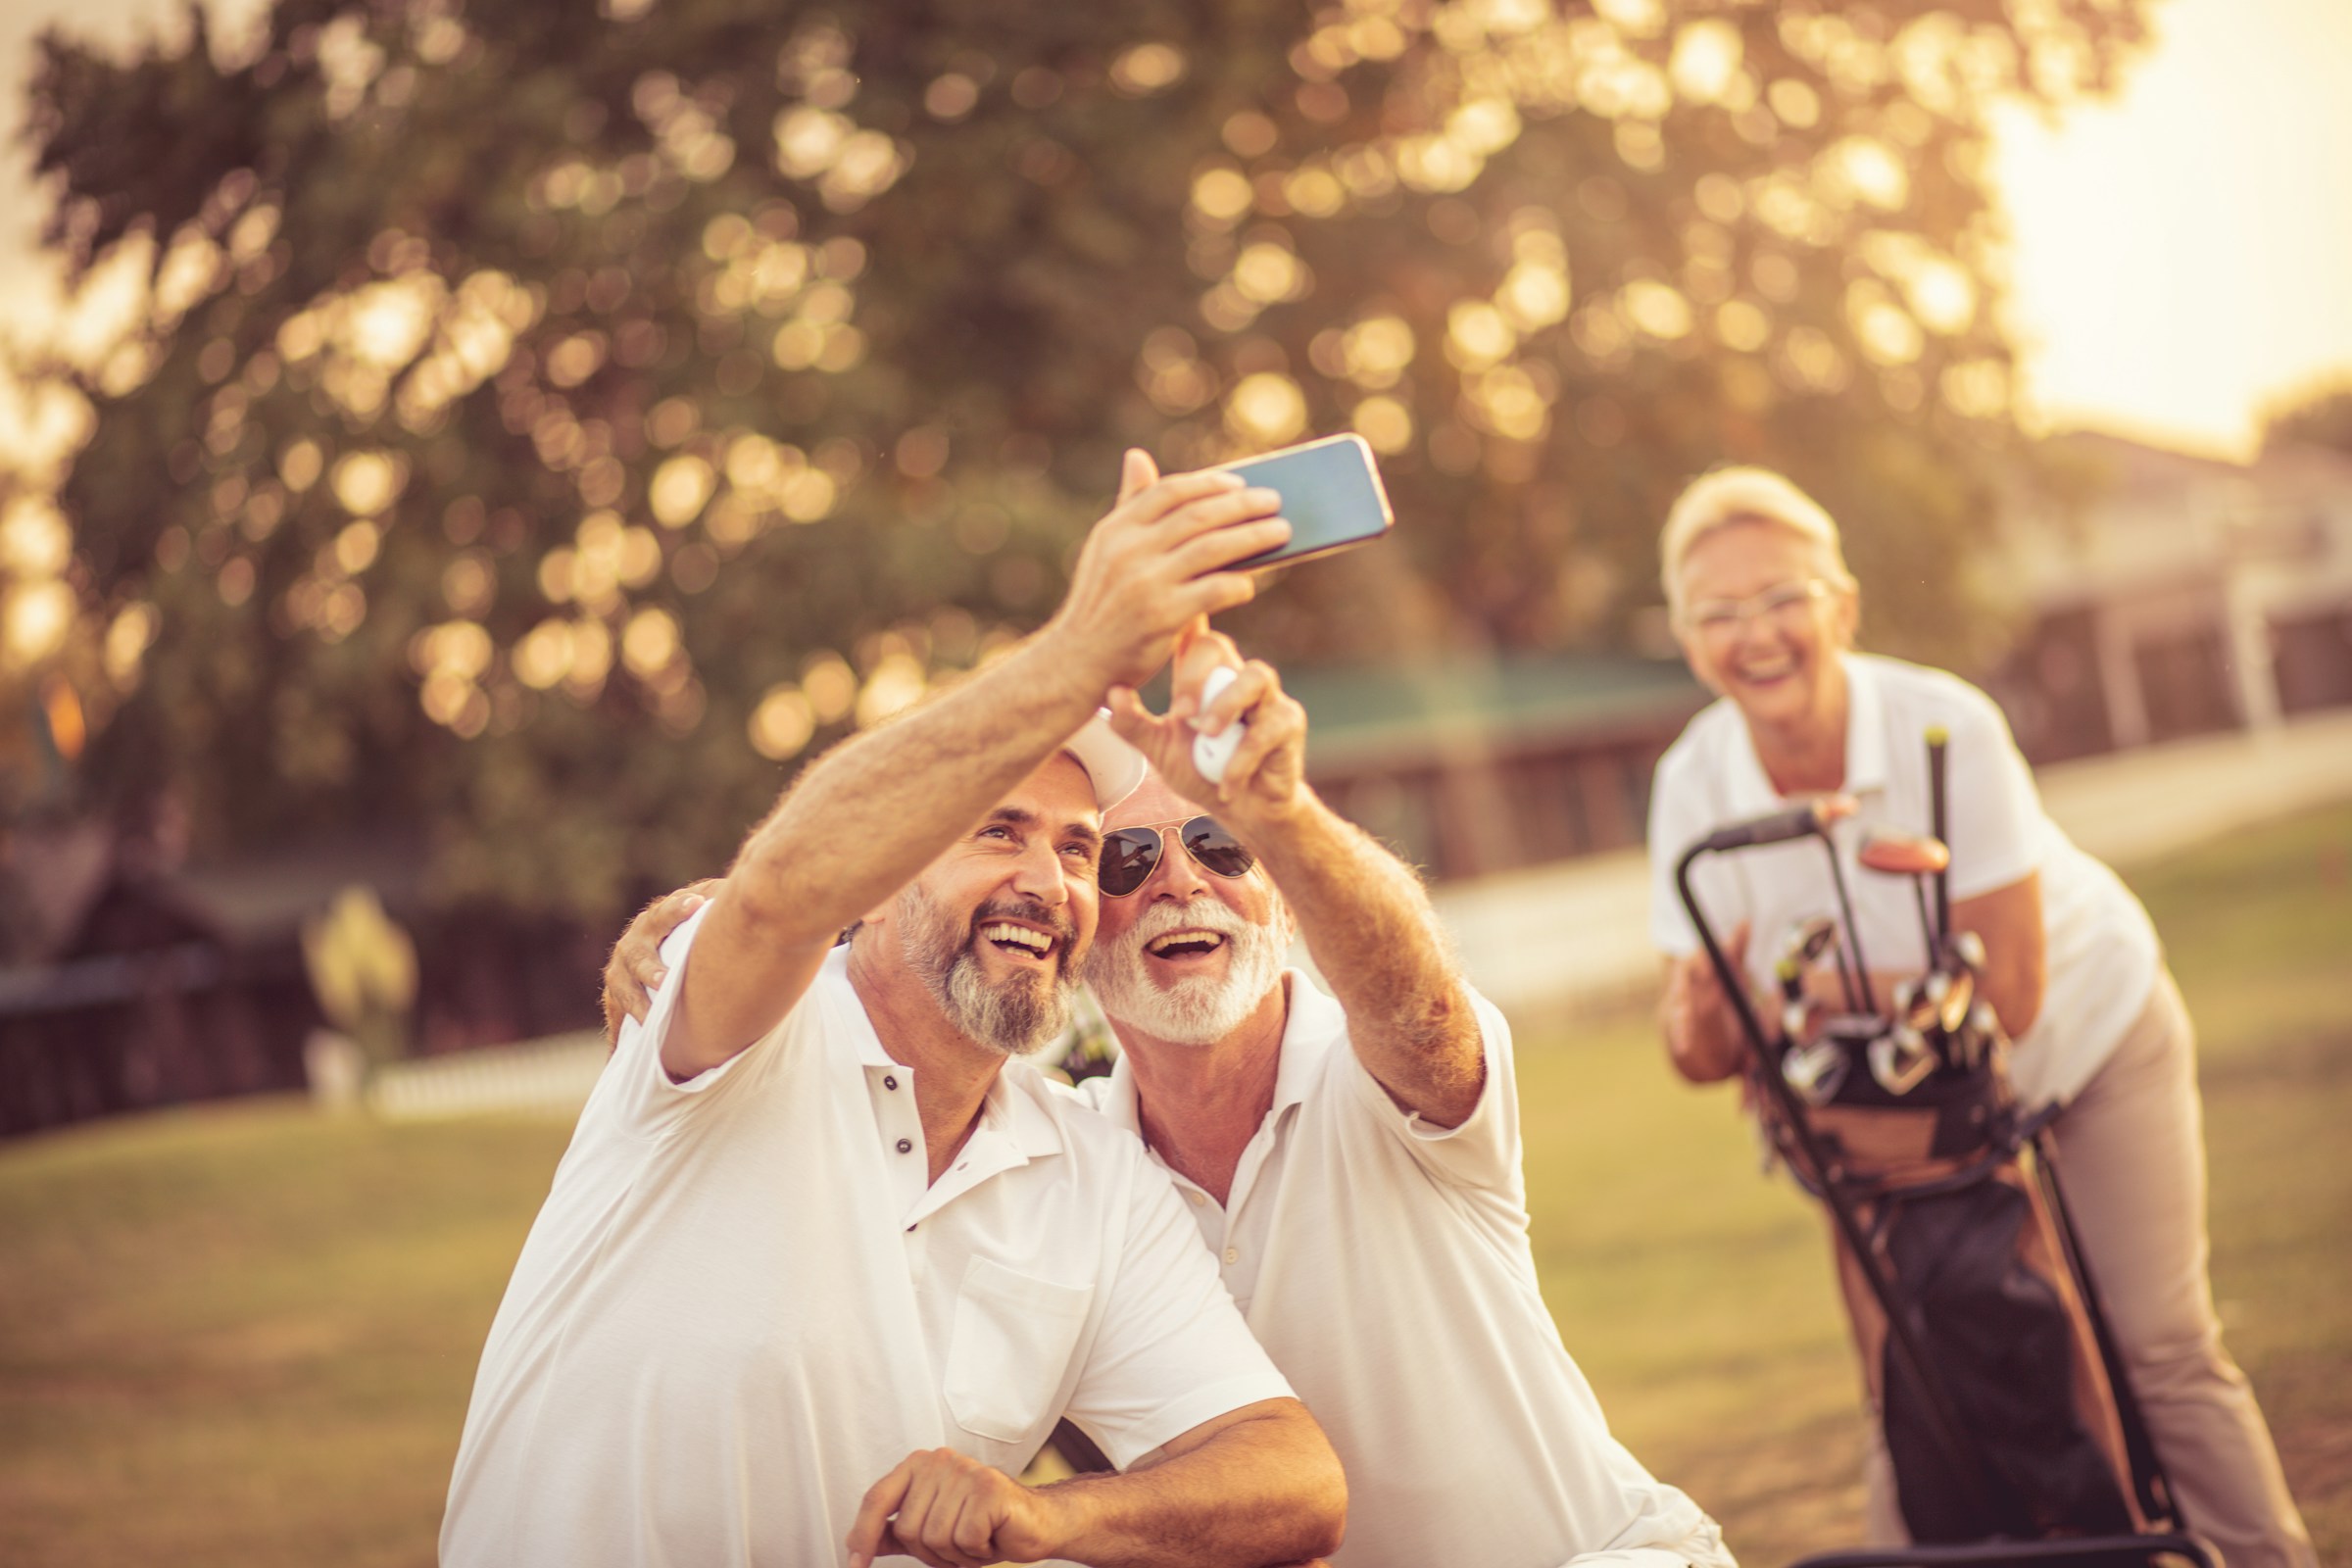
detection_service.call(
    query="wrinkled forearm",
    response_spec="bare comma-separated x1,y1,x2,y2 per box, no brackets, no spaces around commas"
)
1231,789,1484,1124
1031,1405,1346,1568
724,633,1099,949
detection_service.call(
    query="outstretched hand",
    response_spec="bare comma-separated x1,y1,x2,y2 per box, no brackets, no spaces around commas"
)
1042,451,1289,696
1105,623,1307,818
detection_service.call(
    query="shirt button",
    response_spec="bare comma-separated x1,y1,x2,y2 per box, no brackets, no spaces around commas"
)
1223,1247,1240,1265
895,1139,912,1153
883,1075,898,1091
1185,1191,1204,1206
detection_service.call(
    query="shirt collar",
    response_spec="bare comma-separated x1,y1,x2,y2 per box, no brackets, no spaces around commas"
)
835,944,1064,1162
1269,971,1342,1112
1841,652,1889,797
979,1061,1068,1160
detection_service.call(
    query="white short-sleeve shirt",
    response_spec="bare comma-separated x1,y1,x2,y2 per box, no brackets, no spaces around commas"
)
1074,975,1733,1568
1646,652,2161,1107
442,909,1293,1568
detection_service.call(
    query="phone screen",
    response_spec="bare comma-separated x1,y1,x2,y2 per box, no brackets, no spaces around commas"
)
1216,433,1396,569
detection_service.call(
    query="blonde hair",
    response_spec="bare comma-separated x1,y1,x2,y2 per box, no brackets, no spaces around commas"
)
1659,466,1857,622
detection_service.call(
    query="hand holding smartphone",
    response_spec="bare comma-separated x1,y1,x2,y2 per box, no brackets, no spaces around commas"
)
1178,432,1394,780
1210,432,1395,570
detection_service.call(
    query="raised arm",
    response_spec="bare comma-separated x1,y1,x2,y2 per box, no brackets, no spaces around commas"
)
664,459,1290,1080
1109,632,1485,1127
846,1397,1345,1568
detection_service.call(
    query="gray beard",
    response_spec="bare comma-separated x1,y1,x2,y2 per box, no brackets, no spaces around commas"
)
1082,900,1287,1047
896,885,1074,1058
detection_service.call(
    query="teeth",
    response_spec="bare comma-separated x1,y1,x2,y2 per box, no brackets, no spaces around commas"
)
982,923,1051,953
1147,930,1226,956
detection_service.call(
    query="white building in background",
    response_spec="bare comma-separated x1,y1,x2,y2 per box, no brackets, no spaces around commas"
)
1991,433,2352,762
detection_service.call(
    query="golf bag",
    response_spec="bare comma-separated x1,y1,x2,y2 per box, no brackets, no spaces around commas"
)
1673,734,2203,1562
1768,1024,2158,1542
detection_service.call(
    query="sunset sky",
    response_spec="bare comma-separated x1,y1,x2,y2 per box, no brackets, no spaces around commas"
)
0,0,2345,466
1985,0,2352,459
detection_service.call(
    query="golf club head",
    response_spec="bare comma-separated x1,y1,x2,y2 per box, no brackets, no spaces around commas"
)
1952,929,1987,973
1934,966,1975,1035
1783,1038,1850,1106
1781,914,1840,970
1891,975,1938,1037
1869,1025,1936,1096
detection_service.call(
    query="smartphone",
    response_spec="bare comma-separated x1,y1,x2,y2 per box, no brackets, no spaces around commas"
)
1212,432,1395,569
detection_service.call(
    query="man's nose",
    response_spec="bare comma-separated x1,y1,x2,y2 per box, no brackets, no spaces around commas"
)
1151,831,1212,899
1006,835,1070,905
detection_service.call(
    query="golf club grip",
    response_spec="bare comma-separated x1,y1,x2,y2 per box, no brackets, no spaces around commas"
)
1926,725,1951,941
1700,803,1828,853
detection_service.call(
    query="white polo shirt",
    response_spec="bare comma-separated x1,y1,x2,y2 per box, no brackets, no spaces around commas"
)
1646,652,2161,1108
442,909,1293,1568
1075,975,1733,1568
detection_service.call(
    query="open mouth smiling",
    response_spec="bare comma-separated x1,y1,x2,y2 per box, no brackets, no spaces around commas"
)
980,921,1059,962
1145,929,1228,961
1731,651,1798,685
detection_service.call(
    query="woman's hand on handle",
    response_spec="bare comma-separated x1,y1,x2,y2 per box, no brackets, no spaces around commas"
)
1661,920,1752,1083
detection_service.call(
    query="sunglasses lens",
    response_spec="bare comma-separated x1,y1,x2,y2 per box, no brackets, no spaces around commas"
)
1181,818,1255,879
1099,828,1163,897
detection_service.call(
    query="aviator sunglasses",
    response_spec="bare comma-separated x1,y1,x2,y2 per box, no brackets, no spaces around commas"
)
1098,816,1256,898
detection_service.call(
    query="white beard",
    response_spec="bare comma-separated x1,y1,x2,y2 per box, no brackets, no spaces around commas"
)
1082,898,1287,1047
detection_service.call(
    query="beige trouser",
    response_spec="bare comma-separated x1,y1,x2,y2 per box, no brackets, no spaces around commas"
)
1862,970,2316,1568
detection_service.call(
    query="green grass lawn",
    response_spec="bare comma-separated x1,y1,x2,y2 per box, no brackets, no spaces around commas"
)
1,806,2346,1567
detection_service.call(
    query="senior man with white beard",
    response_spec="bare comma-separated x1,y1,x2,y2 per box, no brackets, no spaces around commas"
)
447,463,1348,1568
610,627,1734,1568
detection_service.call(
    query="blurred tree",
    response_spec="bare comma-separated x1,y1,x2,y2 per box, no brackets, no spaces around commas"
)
17,0,2149,915
2262,381,2352,458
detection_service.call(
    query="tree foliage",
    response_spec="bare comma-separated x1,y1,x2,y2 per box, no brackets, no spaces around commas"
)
19,0,2150,915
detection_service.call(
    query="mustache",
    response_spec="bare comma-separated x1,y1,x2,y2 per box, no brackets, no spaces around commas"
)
1125,897,1252,946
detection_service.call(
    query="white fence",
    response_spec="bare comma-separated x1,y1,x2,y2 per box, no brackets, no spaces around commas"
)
365,1031,608,1122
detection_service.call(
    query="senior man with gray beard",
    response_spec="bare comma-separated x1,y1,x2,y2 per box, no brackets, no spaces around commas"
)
452,464,1351,1568
610,626,1732,1568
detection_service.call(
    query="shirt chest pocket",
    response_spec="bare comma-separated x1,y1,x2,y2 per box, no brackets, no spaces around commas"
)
943,1256,1096,1446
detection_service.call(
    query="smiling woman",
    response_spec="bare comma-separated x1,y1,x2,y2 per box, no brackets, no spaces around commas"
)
1641,465,2318,1568
1658,469,1859,796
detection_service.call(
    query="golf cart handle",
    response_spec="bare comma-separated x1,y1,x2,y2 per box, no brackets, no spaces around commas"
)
1697,797,1852,853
